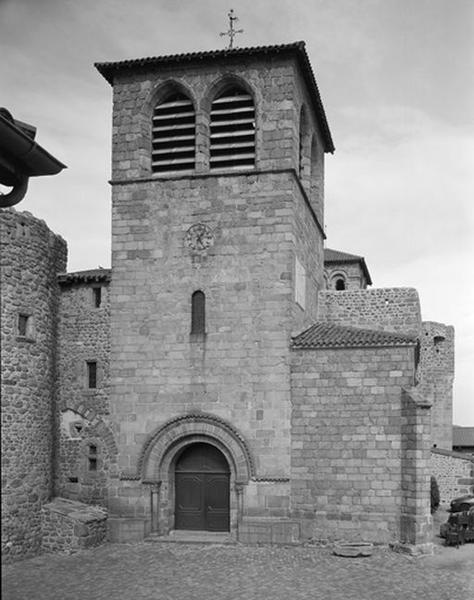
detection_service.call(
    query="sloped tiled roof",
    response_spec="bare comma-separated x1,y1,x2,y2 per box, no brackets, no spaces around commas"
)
291,322,417,349
453,427,474,447
324,248,372,285
57,268,111,284
95,41,334,153
324,249,363,262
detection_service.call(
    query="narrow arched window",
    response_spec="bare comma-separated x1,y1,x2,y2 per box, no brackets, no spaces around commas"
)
335,278,346,291
152,91,195,173
191,290,205,334
210,86,255,170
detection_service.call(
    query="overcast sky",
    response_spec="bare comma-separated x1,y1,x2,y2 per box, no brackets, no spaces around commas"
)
1,0,473,425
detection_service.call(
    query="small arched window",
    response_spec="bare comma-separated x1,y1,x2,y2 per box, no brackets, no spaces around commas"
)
210,86,255,170
152,91,195,173
335,278,346,291
191,290,206,334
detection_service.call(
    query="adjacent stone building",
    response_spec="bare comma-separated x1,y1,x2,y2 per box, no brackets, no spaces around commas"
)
1,41,456,559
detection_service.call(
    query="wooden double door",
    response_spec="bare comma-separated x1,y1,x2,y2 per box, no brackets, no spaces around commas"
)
175,443,230,532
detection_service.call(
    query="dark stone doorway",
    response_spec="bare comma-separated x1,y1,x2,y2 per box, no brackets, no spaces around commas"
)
175,443,230,531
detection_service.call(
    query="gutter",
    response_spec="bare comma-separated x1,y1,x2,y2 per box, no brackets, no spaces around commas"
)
0,108,66,207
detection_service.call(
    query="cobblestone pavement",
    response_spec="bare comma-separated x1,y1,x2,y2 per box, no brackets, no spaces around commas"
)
2,541,473,600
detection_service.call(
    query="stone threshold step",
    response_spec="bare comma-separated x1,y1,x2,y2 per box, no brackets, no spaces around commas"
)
146,530,236,544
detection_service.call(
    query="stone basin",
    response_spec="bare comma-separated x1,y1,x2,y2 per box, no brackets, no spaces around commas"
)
333,541,373,557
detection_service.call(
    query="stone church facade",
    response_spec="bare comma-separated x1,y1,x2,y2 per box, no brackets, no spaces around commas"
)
1,42,454,560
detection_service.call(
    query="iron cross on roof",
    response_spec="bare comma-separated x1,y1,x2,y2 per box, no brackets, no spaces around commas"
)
220,9,244,49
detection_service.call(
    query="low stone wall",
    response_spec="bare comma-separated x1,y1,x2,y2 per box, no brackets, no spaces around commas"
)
317,288,422,336
431,448,474,505
41,498,107,554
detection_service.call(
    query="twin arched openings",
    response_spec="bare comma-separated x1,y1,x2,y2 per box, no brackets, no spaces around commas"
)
152,84,255,174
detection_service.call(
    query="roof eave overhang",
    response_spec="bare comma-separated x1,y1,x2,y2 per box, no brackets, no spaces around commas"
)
291,342,418,350
0,114,66,180
57,272,111,285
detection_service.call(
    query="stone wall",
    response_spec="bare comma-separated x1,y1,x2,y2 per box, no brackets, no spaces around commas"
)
318,288,422,336
41,498,107,554
57,280,111,416
108,170,322,524
0,209,67,561
55,279,118,507
418,322,454,450
431,448,474,505
56,406,119,508
290,344,431,546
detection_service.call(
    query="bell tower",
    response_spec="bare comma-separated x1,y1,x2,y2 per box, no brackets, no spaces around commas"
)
95,42,334,535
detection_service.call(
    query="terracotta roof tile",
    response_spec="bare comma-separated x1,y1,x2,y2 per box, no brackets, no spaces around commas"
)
324,248,363,262
58,269,111,284
291,322,417,349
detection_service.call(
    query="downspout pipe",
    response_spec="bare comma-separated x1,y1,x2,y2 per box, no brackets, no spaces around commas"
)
0,176,29,208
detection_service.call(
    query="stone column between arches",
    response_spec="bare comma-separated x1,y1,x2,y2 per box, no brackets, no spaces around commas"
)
139,415,254,536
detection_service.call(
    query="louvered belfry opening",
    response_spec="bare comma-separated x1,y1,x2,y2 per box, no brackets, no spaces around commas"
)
152,92,196,173
210,86,255,170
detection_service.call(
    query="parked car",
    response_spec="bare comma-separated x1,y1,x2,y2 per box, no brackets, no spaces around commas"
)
448,494,474,513
440,494,474,545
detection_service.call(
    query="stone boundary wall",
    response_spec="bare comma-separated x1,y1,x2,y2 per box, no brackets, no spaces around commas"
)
431,448,474,505
318,288,422,336
41,498,107,554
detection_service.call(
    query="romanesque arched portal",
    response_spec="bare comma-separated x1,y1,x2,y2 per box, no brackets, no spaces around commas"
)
138,413,254,535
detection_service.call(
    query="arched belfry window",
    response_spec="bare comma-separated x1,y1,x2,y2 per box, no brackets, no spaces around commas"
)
191,290,205,334
335,278,346,291
152,91,195,173
210,86,255,170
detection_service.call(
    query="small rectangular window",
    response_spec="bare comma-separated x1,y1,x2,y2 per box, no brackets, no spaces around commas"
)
18,314,29,337
88,458,97,471
86,361,97,389
93,287,102,308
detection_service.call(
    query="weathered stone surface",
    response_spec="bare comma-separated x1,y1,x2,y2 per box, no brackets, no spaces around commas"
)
290,345,432,547
0,209,67,561
431,448,474,505
41,497,107,554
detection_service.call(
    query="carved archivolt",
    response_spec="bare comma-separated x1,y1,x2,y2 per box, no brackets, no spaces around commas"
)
137,413,255,484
